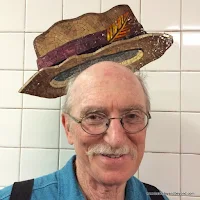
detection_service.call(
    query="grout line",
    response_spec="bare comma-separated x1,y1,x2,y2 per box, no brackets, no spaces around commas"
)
144,152,200,156
18,0,27,182
0,107,61,110
62,0,64,20
57,100,62,170
100,0,102,13
180,0,183,195
2,69,200,73
0,31,42,33
139,0,142,23
1,108,200,113
0,69,37,71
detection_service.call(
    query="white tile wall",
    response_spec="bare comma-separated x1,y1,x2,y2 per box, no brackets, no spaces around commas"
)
0,33,24,70
26,0,62,32
181,73,200,111
0,109,21,147
0,0,199,198
139,153,180,197
145,72,180,111
0,71,23,108
182,33,200,71
20,148,58,181
0,0,25,31
63,0,100,19
181,154,200,197
181,113,200,154
141,0,180,31
21,109,60,148
145,112,180,153
0,148,20,186
182,198,200,200
182,0,200,30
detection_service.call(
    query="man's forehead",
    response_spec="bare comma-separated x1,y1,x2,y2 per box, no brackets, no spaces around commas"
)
73,61,139,88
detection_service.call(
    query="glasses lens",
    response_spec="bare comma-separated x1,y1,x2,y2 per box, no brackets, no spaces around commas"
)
81,113,108,134
122,110,148,133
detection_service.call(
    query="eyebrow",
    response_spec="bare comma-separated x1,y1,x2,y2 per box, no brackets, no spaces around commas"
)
80,106,108,117
79,104,146,117
120,105,146,113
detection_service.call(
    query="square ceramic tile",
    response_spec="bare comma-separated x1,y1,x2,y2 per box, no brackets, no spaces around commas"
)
59,149,76,169
26,0,62,32
21,109,60,148
142,32,180,71
181,113,200,154
0,148,20,186
181,73,200,111
0,109,21,147
0,0,25,31
0,71,23,108
181,32,200,71
101,0,140,21
60,122,74,149
182,0,200,30
24,33,41,71
141,0,180,31
20,148,58,181
181,154,200,196
23,71,61,109
146,112,180,153
139,153,180,194
63,0,100,19
0,33,24,70
145,72,180,111
182,197,200,200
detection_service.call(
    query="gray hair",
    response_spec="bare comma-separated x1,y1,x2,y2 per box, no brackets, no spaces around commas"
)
62,71,151,114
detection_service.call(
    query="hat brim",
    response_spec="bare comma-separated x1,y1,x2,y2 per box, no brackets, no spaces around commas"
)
19,33,173,98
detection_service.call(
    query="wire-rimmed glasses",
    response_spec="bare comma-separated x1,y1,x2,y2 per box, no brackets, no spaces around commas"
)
67,110,151,135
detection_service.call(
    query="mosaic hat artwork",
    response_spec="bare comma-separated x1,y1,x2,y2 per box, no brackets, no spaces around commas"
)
19,4,173,98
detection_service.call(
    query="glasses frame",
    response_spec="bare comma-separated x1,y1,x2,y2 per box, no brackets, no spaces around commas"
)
67,110,151,136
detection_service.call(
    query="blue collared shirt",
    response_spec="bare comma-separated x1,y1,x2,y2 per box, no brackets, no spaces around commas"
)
0,155,168,200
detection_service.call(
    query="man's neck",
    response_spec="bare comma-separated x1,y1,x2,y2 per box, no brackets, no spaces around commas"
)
74,160,126,200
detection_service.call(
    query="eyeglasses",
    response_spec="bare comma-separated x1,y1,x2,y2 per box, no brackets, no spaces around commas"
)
67,110,151,135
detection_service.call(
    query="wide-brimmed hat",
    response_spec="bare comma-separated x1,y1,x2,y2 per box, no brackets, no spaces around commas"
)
19,4,173,98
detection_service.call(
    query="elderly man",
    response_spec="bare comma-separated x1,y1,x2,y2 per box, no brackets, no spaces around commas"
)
0,61,168,200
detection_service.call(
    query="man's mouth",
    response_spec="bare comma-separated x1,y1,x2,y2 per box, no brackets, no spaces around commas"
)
101,154,123,158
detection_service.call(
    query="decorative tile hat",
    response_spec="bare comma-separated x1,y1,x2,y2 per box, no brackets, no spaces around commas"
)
19,4,173,98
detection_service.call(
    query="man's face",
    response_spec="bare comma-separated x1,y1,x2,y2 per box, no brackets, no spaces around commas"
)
62,62,147,186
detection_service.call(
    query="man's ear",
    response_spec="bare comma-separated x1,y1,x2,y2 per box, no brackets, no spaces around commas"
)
62,114,74,145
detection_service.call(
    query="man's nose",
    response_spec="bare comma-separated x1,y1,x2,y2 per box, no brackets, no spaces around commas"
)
103,118,127,148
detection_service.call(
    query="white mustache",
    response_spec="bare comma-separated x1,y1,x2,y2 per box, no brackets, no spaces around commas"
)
86,143,137,158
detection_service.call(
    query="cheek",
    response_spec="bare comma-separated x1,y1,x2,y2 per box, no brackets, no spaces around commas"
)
128,131,146,157
71,125,101,154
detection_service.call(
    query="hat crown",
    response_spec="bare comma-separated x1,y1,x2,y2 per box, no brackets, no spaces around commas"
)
34,5,143,58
